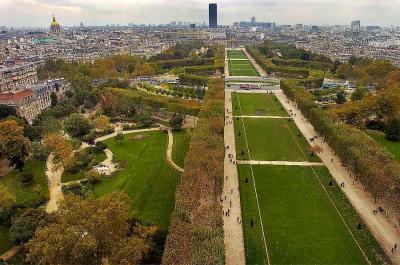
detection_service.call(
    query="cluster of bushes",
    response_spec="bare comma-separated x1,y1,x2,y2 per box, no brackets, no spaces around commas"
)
156,58,214,70
178,74,208,87
281,79,400,215
102,88,202,117
245,46,310,78
162,79,225,265
271,58,332,71
139,82,206,100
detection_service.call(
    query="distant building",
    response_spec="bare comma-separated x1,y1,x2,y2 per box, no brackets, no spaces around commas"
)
351,20,361,31
0,78,69,123
0,63,38,93
190,23,196,29
251,17,256,24
50,14,62,35
209,3,217,28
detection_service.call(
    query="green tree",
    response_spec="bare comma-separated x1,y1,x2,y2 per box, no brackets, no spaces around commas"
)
335,64,353,80
0,186,15,216
26,193,150,265
351,87,367,101
385,118,400,141
50,92,58,108
0,119,30,171
10,208,52,244
169,114,184,131
0,104,16,120
335,91,347,104
64,113,92,138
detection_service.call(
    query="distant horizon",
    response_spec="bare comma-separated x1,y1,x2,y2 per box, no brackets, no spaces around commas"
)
0,0,399,28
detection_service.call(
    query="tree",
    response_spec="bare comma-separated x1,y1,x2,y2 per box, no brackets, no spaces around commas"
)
26,193,150,265
351,87,367,101
0,119,30,171
93,116,112,132
44,133,74,169
0,104,16,120
115,132,124,145
385,118,400,141
335,64,353,80
0,186,15,216
50,92,58,108
335,91,347,104
64,113,92,138
10,208,52,244
169,114,184,131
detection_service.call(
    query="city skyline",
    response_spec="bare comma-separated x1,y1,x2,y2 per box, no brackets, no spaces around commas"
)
0,0,399,27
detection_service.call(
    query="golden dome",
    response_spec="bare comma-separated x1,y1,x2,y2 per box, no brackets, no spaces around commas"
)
51,14,60,27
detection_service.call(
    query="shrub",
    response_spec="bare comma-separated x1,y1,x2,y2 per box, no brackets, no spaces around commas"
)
95,141,107,152
20,171,34,185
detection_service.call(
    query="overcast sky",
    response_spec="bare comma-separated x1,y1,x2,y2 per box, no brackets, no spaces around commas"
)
0,0,399,27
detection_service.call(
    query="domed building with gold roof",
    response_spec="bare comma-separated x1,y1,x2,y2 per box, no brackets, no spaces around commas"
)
49,14,61,35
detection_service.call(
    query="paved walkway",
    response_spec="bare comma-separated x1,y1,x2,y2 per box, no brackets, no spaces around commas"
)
243,48,267,77
223,90,246,265
233,115,290,119
166,129,184,173
275,90,400,264
237,160,325,166
45,153,64,213
0,246,23,262
94,127,161,143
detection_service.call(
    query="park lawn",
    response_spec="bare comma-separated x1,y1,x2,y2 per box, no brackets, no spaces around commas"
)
367,130,400,162
232,93,288,117
229,60,259,77
0,160,49,204
228,50,248,60
234,118,320,162
172,129,191,168
0,224,11,255
61,151,107,183
93,131,180,231
238,165,368,265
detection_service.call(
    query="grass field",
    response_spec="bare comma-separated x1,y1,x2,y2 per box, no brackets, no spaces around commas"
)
234,117,320,162
228,50,248,60
229,60,259,76
367,130,400,162
93,131,180,231
0,160,49,204
238,165,388,264
172,129,191,168
232,93,288,117
0,224,11,255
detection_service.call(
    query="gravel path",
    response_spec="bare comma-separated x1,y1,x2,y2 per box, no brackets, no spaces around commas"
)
45,153,64,213
275,90,400,264
166,129,184,173
223,90,246,265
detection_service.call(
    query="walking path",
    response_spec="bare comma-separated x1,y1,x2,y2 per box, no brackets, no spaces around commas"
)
0,246,23,262
166,129,184,173
223,90,246,265
242,48,267,77
233,115,289,119
237,160,325,166
274,90,400,264
94,127,161,143
45,153,64,213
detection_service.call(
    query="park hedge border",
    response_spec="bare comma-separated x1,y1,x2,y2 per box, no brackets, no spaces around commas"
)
271,58,332,71
281,79,400,215
245,46,310,78
162,78,225,265
156,58,214,70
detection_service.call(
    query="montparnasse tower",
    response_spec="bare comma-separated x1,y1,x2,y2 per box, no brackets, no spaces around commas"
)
49,14,61,35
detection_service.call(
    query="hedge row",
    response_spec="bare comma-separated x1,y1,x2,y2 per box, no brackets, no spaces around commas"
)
178,74,209,87
246,46,310,78
183,64,224,75
281,79,400,214
162,78,225,265
156,58,214,69
103,88,202,116
271,58,333,71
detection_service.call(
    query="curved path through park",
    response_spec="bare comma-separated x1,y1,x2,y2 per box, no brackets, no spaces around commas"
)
166,129,184,173
275,89,400,264
223,90,246,265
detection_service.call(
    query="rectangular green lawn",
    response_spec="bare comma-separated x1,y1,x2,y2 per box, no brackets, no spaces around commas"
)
172,129,191,169
234,117,320,162
238,165,368,265
228,50,248,60
93,131,180,231
232,93,288,117
229,60,259,76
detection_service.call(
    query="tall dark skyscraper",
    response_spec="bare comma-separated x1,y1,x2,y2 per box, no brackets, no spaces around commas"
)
209,3,217,28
